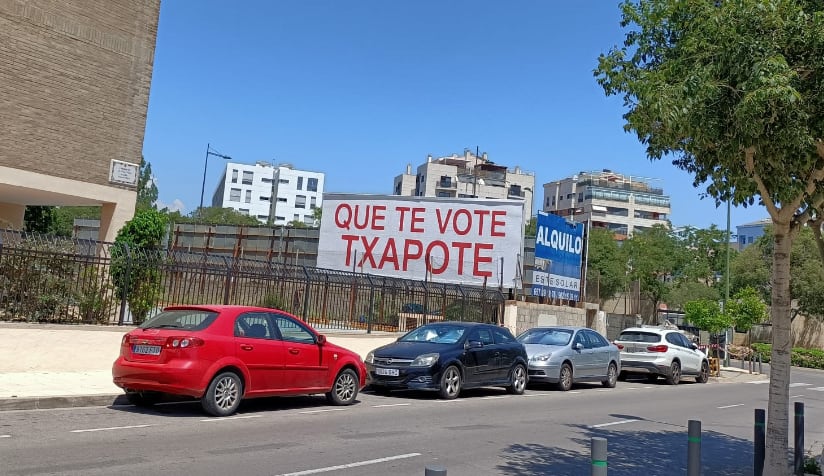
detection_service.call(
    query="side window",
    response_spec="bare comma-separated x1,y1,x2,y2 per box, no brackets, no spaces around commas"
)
665,332,683,347
235,313,274,339
573,331,590,348
492,328,516,344
677,333,694,348
585,330,607,348
273,314,315,344
468,329,494,345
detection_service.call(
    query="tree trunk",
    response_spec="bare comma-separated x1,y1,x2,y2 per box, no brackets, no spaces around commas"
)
764,223,795,475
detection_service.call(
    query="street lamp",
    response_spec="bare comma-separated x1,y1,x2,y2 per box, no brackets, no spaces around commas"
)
199,143,233,216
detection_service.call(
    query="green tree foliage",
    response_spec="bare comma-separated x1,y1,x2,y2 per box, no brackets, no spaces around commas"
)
679,225,732,286
666,281,720,312
727,286,769,332
23,206,54,234
136,157,159,211
180,207,261,226
685,299,732,336
312,206,323,227
730,236,772,303
524,217,537,238
595,1,824,471
51,207,101,237
111,209,169,324
287,219,309,229
585,227,626,304
622,224,685,315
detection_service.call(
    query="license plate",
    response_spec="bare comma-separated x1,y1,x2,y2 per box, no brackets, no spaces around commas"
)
376,368,399,377
132,344,161,355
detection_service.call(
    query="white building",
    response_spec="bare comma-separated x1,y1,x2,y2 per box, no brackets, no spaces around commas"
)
392,150,536,218
542,169,671,237
212,162,325,226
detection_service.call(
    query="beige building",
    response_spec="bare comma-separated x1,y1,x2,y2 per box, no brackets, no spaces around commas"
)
393,150,536,218
0,0,161,241
542,170,671,237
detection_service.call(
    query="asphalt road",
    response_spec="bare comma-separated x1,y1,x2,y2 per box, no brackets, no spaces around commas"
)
3,370,824,476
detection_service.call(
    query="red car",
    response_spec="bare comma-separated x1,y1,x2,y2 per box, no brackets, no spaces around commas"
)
112,305,367,416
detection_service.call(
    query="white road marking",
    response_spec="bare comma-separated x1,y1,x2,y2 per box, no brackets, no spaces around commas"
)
590,419,639,429
199,415,262,422
71,424,151,433
748,381,770,384
298,408,348,414
480,396,510,400
372,403,411,408
643,386,654,389
596,389,610,392
811,387,824,392
792,395,805,399
569,391,581,394
790,383,811,388
276,452,422,476
625,387,642,390
435,399,465,403
717,404,744,409
0,435,10,438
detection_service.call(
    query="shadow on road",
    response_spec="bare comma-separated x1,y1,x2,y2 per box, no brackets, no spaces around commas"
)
496,416,752,476
110,394,354,417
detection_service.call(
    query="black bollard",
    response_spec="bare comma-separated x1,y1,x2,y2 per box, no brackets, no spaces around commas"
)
754,409,765,476
687,420,701,476
795,401,805,476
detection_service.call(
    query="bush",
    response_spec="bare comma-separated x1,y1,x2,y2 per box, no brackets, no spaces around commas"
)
259,293,286,310
76,266,115,324
749,343,824,370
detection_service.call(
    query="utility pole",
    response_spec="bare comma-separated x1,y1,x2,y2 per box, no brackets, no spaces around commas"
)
723,197,732,367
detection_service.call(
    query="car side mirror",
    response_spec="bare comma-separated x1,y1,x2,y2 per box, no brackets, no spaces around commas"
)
316,334,327,346
574,342,584,351
691,343,699,350
466,341,483,349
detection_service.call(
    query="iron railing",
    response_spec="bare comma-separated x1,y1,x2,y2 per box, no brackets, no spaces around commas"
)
0,230,505,331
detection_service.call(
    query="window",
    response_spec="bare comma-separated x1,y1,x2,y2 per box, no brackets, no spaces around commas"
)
261,177,272,183
295,195,306,209
273,314,316,343
492,328,516,344
231,170,238,184
242,171,254,185
297,176,303,190
468,328,494,345
437,192,451,197
551,196,556,206
257,214,269,219
279,179,289,184
238,208,249,214
304,215,314,224
275,216,285,221
578,192,583,202
140,310,218,331
235,313,274,339
229,188,241,201
573,331,591,348
245,190,251,203
310,196,317,209
278,197,287,203
293,214,300,221
307,177,318,192
259,195,270,201
585,330,609,347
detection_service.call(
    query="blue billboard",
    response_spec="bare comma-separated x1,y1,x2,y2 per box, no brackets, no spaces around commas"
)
532,212,585,301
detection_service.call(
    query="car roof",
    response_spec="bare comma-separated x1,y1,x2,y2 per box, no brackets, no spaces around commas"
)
619,326,680,334
418,321,497,328
527,326,586,332
163,304,293,315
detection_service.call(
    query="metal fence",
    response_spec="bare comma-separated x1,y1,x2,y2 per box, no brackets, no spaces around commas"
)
0,230,505,331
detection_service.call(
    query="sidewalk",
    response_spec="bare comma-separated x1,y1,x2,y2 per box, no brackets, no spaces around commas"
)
0,322,398,411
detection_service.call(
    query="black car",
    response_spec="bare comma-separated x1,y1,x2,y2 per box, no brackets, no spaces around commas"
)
365,322,529,399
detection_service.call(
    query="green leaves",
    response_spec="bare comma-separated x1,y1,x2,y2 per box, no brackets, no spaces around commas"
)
685,298,731,335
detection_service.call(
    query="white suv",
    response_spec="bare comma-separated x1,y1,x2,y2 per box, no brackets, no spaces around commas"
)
613,326,709,385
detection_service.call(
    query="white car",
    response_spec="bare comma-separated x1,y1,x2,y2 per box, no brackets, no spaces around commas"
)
613,326,709,385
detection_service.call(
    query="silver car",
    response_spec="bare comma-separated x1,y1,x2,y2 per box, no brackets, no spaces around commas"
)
516,326,621,391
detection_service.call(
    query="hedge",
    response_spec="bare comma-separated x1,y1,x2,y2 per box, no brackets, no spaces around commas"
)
749,343,824,370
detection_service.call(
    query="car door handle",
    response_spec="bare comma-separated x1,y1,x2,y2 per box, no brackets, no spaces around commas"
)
288,348,300,354
240,345,254,351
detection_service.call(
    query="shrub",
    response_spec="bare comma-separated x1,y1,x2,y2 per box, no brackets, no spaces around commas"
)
259,293,286,310
749,343,824,370
75,266,115,324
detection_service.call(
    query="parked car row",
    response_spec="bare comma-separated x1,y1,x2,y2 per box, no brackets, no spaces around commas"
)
112,305,708,417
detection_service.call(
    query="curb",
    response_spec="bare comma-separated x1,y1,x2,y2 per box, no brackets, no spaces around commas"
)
0,394,128,411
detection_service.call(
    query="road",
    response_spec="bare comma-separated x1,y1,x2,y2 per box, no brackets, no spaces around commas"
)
2,369,824,476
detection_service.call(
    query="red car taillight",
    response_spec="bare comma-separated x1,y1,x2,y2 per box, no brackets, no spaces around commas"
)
122,334,131,345
613,342,624,350
647,345,669,353
164,337,204,349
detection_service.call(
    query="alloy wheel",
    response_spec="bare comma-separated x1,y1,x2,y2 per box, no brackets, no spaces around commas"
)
214,375,239,411
335,371,357,402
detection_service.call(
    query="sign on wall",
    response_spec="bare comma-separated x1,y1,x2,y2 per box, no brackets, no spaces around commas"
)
109,159,139,187
317,194,524,287
532,211,585,301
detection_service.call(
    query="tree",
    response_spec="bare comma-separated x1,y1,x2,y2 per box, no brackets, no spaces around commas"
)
585,227,626,304
596,1,824,471
666,281,719,312
50,206,101,237
184,207,261,226
684,299,733,359
136,157,158,211
312,206,323,227
621,224,685,318
287,219,308,229
23,206,54,234
524,217,537,237
727,286,769,336
678,225,731,287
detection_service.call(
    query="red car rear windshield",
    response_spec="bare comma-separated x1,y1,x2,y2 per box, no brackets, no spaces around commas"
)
139,310,219,331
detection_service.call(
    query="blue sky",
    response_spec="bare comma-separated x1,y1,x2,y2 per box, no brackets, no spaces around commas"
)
142,1,768,230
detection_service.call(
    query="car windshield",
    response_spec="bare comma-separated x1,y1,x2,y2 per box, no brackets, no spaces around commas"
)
518,329,573,346
400,325,466,344
617,331,661,343
140,310,219,330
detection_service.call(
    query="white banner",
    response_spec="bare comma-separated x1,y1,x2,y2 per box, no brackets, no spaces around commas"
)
317,194,524,287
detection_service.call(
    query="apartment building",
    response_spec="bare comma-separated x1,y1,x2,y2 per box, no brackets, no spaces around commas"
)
212,162,324,226
392,150,536,218
542,170,671,237
736,218,771,250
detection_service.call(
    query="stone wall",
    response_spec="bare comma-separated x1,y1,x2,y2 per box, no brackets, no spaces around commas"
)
503,300,601,336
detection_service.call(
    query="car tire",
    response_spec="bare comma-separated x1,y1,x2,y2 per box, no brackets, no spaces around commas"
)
557,363,573,391
326,368,359,405
125,391,162,407
507,364,527,395
696,360,709,384
439,365,462,400
602,362,618,388
201,371,242,417
665,361,681,385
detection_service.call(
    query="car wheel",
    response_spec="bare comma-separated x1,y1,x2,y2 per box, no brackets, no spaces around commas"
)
557,363,573,391
326,368,359,405
125,391,162,407
696,360,709,384
602,362,618,388
201,371,242,417
507,364,527,395
439,365,462,400
665,361,681,385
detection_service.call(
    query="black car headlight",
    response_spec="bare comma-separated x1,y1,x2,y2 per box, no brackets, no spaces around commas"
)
410,353,439,367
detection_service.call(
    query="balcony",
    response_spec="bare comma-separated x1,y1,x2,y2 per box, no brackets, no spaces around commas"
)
437,180,457,189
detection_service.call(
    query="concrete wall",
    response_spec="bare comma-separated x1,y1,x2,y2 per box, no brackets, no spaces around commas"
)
503,300,596,336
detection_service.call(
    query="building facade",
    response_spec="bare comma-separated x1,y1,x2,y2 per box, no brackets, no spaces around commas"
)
542,170,671,237
0,0,161,241
392,150,536,218
736,218,770,250
212,162,325,226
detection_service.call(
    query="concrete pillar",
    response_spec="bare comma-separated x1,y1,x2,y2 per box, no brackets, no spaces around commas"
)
0,203,25,230
503,301,519,335
99,200,135,242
